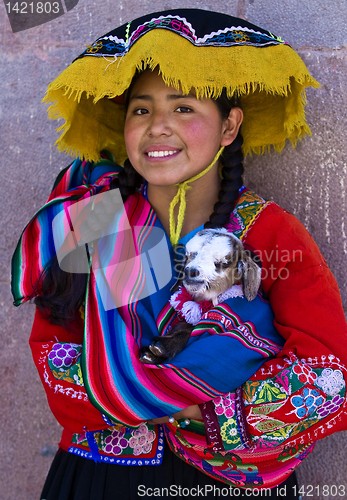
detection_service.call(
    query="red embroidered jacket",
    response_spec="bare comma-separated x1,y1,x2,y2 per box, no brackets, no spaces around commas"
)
29,199,347,484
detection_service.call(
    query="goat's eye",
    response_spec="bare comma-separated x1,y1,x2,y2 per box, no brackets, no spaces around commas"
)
215,261,230,271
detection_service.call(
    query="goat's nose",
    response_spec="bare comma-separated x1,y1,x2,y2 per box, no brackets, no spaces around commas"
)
185,267,200,279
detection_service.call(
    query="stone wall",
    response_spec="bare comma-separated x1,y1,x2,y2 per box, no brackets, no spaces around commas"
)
0,1,346,498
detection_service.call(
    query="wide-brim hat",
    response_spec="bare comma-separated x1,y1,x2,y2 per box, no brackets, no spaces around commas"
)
43,8,319,163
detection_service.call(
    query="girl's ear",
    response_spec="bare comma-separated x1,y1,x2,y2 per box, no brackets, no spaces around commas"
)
220,107,243,147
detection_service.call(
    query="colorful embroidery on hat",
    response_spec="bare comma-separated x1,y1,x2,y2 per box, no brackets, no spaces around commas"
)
80,14,286,60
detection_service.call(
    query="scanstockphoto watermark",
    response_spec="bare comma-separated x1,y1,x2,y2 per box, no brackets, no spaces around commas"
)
4,0,79,33
137,484,289,496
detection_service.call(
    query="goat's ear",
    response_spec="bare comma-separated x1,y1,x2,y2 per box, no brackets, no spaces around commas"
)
238,250,262,301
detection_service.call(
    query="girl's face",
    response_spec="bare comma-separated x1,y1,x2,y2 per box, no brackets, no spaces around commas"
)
124,70,242,188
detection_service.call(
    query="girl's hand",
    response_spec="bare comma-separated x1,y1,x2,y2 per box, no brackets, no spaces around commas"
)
147,404,202,425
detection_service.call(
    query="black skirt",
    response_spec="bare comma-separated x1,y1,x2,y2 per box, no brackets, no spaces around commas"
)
41,445,300,500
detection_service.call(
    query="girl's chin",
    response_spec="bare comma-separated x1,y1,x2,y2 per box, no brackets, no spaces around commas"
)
144,172,191,188
147,176,195,189
146,180,184,191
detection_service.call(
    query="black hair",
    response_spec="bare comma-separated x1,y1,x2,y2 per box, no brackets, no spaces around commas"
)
205,90,244,228
34,257,87,326
35,88,244,326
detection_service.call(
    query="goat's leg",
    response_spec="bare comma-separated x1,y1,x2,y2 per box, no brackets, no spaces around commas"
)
138,346,167,365
150,322,194,359
139,322,194,364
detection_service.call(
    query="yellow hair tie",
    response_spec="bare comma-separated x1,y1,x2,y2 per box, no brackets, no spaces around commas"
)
169,146,224,246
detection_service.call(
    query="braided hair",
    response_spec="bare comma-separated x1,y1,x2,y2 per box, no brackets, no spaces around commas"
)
204,131,243,229
35,90,244,325
115,158,143,198
204,90,244,228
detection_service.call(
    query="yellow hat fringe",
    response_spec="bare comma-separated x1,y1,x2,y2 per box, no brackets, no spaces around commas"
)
42,30,319,164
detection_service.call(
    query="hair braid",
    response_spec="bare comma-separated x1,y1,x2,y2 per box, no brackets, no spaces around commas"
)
204,131,244,229
115,158,143,199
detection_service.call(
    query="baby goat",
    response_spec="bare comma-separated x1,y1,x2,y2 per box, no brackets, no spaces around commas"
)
139,228,262,364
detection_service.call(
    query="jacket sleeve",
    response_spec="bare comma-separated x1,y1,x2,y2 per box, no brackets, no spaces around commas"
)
29,307,109,434
202,204,347,452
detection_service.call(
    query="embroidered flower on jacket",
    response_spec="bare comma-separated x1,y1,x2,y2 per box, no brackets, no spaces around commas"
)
129,423,155,456
48,343,81,369
213,392,236,418
290,387,325,418
73,366,84,386
316,395,344,418
103,429,129,455
225,213,242,233
220,419,241,446
293,362,317,385
315,368,345,397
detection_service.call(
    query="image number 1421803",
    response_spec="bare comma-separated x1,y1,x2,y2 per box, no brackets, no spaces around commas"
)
4,0,79,32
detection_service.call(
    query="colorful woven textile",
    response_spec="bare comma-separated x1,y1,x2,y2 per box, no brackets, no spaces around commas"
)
83,200,284,425
11,155,120,305
12,157,284,427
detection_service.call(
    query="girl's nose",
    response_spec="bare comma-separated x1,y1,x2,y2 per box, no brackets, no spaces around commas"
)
147,111,172,137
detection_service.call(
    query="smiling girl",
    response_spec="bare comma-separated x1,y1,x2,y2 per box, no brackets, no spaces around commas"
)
124,69,243,238
11,9,347,500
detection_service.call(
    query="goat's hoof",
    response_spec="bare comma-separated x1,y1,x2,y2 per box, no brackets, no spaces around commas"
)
149,341,167,357
138,347,166,365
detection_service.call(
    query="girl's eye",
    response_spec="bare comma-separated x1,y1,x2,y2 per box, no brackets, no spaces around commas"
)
176,106,192,113
133,108,149,115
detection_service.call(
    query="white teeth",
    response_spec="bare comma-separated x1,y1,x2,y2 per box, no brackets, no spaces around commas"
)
147,150,178,158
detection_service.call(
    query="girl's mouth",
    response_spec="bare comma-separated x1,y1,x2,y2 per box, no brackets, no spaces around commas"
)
146,150,180,158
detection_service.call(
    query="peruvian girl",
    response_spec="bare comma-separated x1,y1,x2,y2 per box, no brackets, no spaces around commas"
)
11,9,347,500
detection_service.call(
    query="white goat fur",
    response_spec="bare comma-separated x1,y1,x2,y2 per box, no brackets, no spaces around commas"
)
183,228,261,305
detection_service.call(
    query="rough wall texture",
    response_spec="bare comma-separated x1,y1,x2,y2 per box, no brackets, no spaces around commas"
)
0,1,346,499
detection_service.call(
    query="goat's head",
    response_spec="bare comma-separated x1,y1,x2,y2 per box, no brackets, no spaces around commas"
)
182,228,261,303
